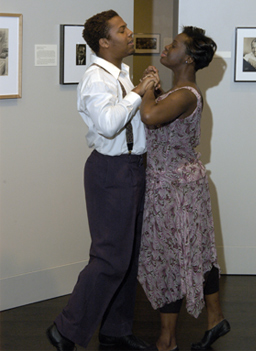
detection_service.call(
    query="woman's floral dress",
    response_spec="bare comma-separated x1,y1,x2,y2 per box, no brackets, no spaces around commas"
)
138,86,220,318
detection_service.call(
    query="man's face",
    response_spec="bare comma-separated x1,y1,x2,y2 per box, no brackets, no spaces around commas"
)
251,42,256,57
106,16,134,60
78,46,86,59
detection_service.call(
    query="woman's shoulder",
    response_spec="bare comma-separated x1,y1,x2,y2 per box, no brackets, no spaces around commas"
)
173,85,201,98
157,85,202,105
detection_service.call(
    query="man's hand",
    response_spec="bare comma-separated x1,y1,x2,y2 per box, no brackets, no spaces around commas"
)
132,73,159,97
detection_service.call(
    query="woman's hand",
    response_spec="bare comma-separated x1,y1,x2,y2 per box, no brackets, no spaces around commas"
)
142,65,158,78
142,66,161,91
133,73,159,97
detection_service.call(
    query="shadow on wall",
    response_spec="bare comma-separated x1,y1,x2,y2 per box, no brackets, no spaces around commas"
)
196,56,227,273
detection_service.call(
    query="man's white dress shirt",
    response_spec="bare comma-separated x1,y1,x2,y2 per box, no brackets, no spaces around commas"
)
77,55,146,156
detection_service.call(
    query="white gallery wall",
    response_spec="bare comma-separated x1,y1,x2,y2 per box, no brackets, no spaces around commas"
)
179,0,256,275
1,0,255,312
0,0,134,311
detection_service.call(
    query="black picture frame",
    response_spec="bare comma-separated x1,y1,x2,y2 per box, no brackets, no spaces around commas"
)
134,34,160,54
59,24,92,84
235,27,256,82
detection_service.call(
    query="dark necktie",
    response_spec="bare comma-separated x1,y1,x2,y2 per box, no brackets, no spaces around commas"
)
118,79,133,153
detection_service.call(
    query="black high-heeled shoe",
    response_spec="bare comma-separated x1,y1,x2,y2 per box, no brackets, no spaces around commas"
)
191,319,230,350
145,344,179,351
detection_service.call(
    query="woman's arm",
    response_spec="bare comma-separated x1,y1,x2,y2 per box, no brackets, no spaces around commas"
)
140,86,198,127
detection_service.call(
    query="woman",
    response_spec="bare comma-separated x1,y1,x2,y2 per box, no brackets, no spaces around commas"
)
138,27,230,351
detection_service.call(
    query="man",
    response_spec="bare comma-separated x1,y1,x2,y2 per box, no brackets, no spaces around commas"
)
47,9,158,351
243,38,256,71
76,44,86,65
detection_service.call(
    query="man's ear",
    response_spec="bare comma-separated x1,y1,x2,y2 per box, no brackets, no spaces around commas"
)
99,38,109,49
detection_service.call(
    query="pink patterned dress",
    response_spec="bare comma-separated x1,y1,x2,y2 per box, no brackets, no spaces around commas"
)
138,86,219,318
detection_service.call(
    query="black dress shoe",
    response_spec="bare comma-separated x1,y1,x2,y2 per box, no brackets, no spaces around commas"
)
145,344,179,351
191,319,230,350
99,333,148,350
46,324,76,351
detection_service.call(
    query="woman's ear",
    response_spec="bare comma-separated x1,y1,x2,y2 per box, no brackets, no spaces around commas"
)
187,56,194,64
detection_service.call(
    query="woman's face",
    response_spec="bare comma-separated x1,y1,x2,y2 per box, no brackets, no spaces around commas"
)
160,33,189,68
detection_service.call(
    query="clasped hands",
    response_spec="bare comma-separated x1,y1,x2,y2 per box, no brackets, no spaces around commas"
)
133,65,160,97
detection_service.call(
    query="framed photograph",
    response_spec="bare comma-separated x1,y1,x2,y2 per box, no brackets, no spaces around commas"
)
235,27,256,82
134,34,160,54
60,24,92,84
0,13,22,99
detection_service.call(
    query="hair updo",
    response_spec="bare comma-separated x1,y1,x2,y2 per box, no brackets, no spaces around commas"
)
182,26,217,71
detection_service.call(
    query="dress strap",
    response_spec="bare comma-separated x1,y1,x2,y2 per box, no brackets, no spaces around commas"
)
171,86,202,102
157,86,202,108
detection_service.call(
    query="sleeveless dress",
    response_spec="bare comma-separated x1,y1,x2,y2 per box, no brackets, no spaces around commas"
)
138,86,220,318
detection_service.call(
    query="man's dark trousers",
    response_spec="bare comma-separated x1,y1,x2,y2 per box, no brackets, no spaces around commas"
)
55,149,146,348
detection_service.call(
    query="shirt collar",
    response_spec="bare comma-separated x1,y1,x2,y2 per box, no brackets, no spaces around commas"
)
92,55,130,80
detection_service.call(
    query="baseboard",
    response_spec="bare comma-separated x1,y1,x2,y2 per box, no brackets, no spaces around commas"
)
0,261,88,311
2,246,255,311
217,246,256,275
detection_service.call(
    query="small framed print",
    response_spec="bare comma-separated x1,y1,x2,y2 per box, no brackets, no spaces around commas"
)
235,27,256,82
60,24,92,84
134,34,160,54
0,13,23,99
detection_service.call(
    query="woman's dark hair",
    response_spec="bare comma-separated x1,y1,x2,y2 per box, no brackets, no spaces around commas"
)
82,10,119,55
182,26,217,71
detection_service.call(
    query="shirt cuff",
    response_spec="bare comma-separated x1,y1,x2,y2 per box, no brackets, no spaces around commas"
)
125,91,142,109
